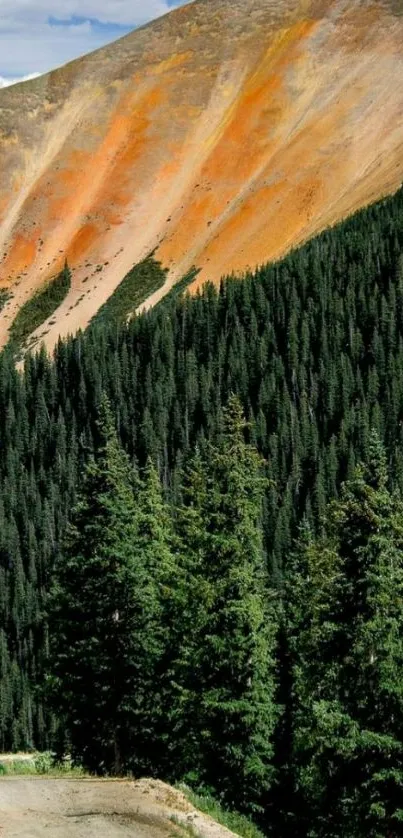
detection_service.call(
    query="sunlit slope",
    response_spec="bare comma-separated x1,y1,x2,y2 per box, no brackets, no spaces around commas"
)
1,0,403,347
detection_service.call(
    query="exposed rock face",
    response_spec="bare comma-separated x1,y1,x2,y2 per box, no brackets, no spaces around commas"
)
1,0,403,347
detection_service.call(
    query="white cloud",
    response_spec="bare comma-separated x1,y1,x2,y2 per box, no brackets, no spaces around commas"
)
0,72,41,88
0,1,191,77
0,1,186,27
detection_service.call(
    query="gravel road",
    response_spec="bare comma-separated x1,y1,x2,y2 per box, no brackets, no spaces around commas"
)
0,777,237,838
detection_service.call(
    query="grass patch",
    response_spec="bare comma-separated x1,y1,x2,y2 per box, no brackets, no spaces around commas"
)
0,752,87,778
169,814,202,838
91,255,167,329
177,786,265,838
8,265,71,350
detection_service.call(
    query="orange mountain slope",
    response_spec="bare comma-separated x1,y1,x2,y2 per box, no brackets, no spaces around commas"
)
1,0,403,349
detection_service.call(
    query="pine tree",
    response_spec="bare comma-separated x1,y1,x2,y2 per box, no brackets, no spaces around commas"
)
288,434,403,837
47,396,163,774
173,447,214,779
179,396,279,814
130,457,179,777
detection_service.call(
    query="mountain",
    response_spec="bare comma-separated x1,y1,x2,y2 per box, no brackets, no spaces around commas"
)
1,0,403,349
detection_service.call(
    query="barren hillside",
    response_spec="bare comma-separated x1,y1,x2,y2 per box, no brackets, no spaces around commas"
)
0,0,403,348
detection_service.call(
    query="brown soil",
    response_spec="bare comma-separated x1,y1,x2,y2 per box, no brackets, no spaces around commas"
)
0,777,238,838
1,0,403,349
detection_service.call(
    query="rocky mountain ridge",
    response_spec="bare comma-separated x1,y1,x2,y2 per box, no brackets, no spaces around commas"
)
0,0,403,348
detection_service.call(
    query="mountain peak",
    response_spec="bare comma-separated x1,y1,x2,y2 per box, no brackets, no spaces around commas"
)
1,0,403,348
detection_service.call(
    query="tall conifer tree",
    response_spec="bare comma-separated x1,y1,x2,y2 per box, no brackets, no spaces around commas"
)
178,396,279,814
48,396,165,774
288,433,403,837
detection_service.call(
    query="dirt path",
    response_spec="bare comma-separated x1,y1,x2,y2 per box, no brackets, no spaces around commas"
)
0,777,238,838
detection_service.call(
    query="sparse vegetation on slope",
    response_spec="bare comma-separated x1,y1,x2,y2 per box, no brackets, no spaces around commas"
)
91,256,167,328
156,267,200,311
0,289,12,312
177,787,265,838
8,264,71,350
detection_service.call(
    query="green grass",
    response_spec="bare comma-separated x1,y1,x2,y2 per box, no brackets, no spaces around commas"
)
91,255,168,328
8,265,71,350
169,814,201,838
0,752,87,778
177,786,266,838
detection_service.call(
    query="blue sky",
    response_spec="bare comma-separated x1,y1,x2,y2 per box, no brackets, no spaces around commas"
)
0,0,191,87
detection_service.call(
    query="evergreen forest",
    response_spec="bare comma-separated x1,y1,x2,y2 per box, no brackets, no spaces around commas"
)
1,187,403,836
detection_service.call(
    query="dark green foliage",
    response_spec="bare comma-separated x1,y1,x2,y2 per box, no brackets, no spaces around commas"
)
8,264,71,350
90,255,167,328
176,397,279,814
48,395,140,773
287,435,403,837
48,397,176,776
1,186,403,834
155,266,199,310
0,288,12,312
47,394,278,804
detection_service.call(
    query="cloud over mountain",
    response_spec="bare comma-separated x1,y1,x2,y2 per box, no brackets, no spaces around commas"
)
0,1,190,76
0,73,41,88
